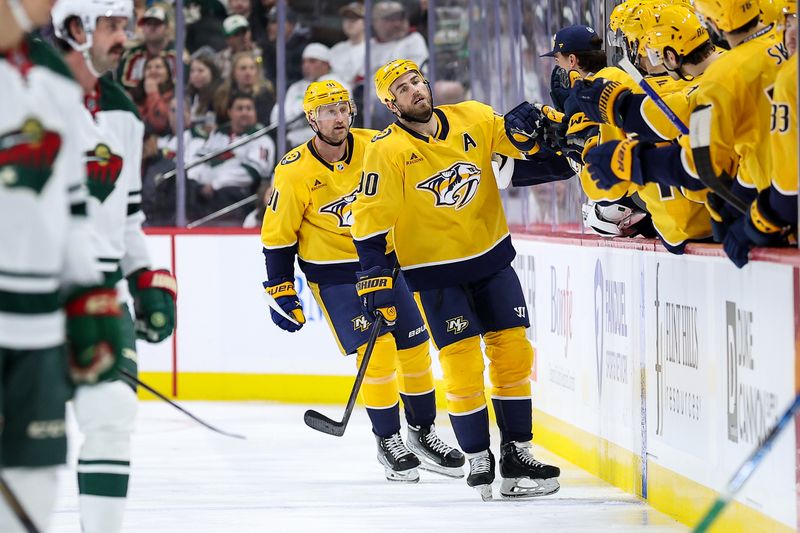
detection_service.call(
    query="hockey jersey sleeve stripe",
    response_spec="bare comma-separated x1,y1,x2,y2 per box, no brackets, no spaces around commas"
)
71,201,88,216
0,288,60,314
127,203,142,216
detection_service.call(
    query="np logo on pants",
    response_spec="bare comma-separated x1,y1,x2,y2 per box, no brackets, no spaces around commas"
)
352,315,371,332
446,316,470,335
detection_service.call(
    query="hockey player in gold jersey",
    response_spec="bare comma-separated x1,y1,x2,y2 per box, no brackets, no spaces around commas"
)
260,80,463,482
351,59,560,500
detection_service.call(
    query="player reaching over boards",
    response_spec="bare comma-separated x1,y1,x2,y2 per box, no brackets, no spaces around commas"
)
260,80,464,483
351,59,560,501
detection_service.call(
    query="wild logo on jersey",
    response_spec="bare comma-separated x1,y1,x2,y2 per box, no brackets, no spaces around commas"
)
85,143,124,202
0,118,61,194
319,189,358,228
416,161,481,210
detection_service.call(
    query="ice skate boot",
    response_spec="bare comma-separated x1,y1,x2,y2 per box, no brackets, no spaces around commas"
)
406,425,465,478
466,449,495,501
376,433,420,482
499,441,560,498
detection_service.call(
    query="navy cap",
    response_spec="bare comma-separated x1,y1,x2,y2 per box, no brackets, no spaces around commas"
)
541,25,602,57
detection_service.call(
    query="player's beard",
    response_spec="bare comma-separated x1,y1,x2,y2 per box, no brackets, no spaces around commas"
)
396,93,434,123
316,122,349,147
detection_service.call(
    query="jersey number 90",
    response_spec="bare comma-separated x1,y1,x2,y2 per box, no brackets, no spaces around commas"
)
357,172,379,197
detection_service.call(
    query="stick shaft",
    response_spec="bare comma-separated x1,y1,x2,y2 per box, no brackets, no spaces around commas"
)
0,475,39,533
617,58,689,135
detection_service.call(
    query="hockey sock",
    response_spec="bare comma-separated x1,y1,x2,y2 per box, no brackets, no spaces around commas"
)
492,397,533,444
366,403,402,438
449,406,490,454
400,391,436,428
0,466,59,533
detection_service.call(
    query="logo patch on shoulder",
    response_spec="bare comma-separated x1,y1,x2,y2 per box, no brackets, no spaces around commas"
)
371,128,392,142
281,151,301,165
416,161,481,210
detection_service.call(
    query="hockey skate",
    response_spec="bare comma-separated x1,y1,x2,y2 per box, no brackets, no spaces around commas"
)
376,433,421,482
499,441,560,498
406,425,465,478
466,449,495,501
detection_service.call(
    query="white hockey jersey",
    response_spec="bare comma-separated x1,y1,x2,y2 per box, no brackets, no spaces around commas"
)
79,74,151,280
193,124,276,190
0,36,101,349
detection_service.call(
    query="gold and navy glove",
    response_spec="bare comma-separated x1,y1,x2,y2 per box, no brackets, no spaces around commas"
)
584,139,646,189
128,268,177,343
263,277,306,332
504,101,541,152
744,189,794,247
706,192,740,243
66,287,122,384
355,267,396,327
722,217,752,269
574,79,630,127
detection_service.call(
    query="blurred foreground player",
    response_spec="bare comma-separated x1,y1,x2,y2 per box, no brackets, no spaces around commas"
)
260,80,464,482
352,59,560,500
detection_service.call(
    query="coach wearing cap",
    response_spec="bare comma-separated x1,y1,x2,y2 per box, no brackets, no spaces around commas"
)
541,24,606,77
118,5,179,89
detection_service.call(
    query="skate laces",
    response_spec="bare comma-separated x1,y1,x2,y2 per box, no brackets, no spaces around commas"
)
423,428,454,456
469,451,492,474
384,433,411,459
514,442,544,467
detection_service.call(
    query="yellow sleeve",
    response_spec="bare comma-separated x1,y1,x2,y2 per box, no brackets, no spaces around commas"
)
641,89,693,141
260,161,310,249
770,56,798,195
351,136,405,240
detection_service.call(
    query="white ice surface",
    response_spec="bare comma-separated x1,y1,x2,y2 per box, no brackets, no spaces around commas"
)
51,402,686,532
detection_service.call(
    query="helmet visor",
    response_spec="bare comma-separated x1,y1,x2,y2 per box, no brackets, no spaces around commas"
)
312,101,356,122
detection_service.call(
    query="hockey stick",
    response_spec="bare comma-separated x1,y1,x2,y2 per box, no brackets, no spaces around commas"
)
262,292,301,326
693,391,800,533
0,474,39,533
617,58,689,135
186,193,258,229
119,369,246,440
156,113,306,183
303,312,385,436
688,105,749,215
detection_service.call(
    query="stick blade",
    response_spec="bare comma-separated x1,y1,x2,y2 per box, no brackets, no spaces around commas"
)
304,409,346,436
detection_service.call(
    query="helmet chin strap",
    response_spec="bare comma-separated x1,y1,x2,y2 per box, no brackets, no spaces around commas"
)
65,30,104,78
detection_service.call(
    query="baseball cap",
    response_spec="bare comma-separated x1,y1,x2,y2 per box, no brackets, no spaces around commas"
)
139,5,168,25
541,25,602,57
339,2,365,19
373,1,405,19
302,42,331,63
223,14,249,36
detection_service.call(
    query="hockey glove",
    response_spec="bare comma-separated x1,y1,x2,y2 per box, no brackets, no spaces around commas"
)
744,189,794,247
128,269,177,343
563,112,599,158
584,139,646,190
549,66,582,113
504,101,541,152
66,287,122,384
263,277,306,333
573,79,630,127
355,267,397,328
722,217,752,269
705,192,741,243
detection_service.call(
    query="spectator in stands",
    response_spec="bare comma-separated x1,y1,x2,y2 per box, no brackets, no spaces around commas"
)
329,2,366,87
214,51,275,127
228,0,251,17
217,14,264,78
131,54,175,137
188,52,223,133
195,93,276,225
184,0,228,52
368,1,428,75
261,6,311,89
270,42,349,148
118,5,178,90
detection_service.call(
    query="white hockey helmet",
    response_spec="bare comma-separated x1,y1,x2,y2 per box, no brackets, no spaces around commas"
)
51,0,133,53
581,200,649,237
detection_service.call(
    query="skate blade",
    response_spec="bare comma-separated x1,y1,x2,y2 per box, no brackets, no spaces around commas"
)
499,477,560,498
417,459,465,479
384,466,420,483
470,483,493,501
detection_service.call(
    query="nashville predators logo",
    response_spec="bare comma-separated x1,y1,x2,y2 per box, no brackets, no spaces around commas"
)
446,315,470,335
280,151,301,165
85,143,124,202
0,118,62,194
416,161,481,210
319,189,358,228
352,315,371,332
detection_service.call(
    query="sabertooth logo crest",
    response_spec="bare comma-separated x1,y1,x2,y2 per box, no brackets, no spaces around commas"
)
416,161,481,210
85,143,124,202
0,118,62,194
319,189,357,228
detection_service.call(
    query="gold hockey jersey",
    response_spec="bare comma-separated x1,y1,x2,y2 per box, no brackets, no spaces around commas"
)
351,101,526,290
769,53,797,197
261,128,384,284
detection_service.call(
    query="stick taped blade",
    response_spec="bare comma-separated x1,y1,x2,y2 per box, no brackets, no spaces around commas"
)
304,409,346,436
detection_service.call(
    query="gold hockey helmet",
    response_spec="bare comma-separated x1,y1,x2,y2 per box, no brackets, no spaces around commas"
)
374,59,426,103
693,0,761,33
646,4,710,62
302,80,353,119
